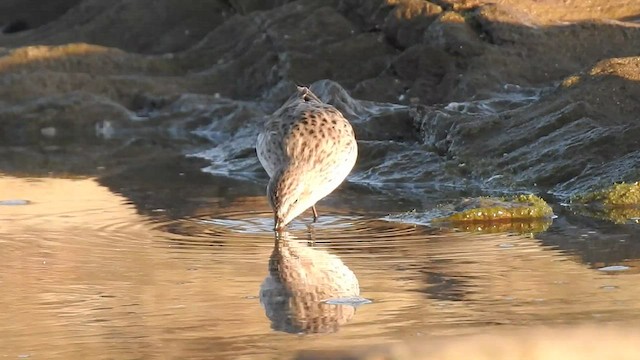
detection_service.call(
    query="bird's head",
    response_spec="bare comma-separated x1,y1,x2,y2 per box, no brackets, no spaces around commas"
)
267,167,314,231
279,85,322,108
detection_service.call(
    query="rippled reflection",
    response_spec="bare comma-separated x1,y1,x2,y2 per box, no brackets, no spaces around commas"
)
260,231,361,334
445,218,552,234
2,174,640,360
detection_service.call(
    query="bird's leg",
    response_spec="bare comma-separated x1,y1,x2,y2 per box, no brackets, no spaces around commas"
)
306,223,316,247
312,205,319,222
273,213,280,232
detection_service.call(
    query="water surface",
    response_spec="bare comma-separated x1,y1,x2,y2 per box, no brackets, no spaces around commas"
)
1,174,639,359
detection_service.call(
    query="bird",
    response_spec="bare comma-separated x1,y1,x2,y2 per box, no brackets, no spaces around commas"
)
256,86,358,231
260,231,360,333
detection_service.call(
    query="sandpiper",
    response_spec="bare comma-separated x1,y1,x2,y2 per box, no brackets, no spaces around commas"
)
256,86,358,231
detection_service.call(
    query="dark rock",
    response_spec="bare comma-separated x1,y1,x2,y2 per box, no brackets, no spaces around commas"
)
414,56,640,197
382,0,443,49
389,44,457,104
2,20,29,34
0,0,81,31
424,11,485,57
2,0,640,205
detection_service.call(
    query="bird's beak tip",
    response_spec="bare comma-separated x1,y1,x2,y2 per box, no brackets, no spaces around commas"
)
274,218,285,232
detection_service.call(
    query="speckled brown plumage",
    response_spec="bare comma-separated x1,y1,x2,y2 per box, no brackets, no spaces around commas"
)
256,86,358,230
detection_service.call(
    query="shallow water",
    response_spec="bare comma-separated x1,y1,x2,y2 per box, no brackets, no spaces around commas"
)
1,173,639,359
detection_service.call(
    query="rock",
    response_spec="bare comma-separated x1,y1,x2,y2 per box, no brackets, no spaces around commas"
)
337,0,390,31
571,182,640,224
0,0,234,54
382,0,443,49
1,0,640,212
0,0,80,31
414,56,640,198
225,0,294,15
388,44,457,104
437,194,554,222
424,11,485,57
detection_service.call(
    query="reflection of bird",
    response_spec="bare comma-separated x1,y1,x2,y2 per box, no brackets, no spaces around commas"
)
259,231,360,334
256,86,358,230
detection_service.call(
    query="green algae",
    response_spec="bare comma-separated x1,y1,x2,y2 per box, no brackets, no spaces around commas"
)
560,74,582,88
571,182,640,224
573,182,640,206
436,194,553,222
430,194,554,234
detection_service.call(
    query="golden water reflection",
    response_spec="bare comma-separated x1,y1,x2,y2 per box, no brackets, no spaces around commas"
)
1,175,640,359
260,231,362,333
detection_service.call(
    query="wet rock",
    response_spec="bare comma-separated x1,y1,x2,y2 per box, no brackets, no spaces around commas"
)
351,75,407,103
0,93,133,140
414,56,640,199
1,0,640,212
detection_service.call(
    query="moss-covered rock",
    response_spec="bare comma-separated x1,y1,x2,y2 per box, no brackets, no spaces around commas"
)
573,182,640,206
571,182,640,224
436,194,553,222
431,194,554,234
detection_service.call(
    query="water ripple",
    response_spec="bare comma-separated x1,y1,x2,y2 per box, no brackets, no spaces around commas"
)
3,176,640,360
